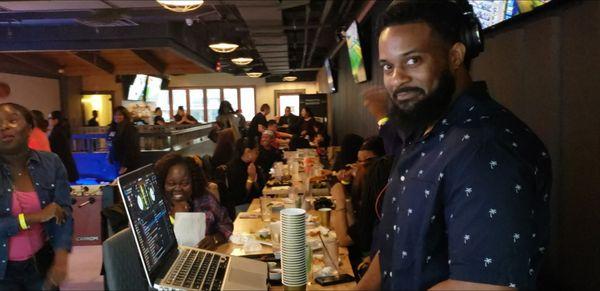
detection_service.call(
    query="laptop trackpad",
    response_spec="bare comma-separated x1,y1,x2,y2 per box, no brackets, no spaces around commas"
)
223,258,267,290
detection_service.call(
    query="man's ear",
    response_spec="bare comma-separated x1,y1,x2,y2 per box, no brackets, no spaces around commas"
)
449,42,466,71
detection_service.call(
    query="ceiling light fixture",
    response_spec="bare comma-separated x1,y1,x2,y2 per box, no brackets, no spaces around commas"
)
246,72,263,78
231,57,253,66
156,0,204,13
209,42,239,53
283,75,298,82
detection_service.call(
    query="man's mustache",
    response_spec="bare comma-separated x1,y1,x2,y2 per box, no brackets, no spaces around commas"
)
392,87,425,97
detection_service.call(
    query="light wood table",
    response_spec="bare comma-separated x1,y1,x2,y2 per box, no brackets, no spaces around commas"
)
215,199,357,290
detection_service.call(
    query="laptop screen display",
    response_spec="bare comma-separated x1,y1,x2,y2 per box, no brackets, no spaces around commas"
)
118,165,176,276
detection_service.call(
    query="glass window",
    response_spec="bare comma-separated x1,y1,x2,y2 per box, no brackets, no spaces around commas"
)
172,89,187,117
278,94,300,116
240,87,256,121
155,90,171,122
189,89,205,122
223,88,239,111
206,88,221,122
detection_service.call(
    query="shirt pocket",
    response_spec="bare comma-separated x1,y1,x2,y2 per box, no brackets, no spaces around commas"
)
36,182,56,207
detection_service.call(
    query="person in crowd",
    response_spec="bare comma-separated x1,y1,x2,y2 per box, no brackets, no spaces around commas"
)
0,103,73,290
28,110,50,152
154,107,166,126
0,82,10,98
216,101,242,140
330,137,388,271
155,153,232,250
309,122,330,148
255,130,283,178
107,106,140,175
87,110,99,127
210,128,236,171
331,134,364,172
48,111,79,183
277,106,300,134
357,1,551,290
215,137,265,219
235,109,247,137
248,104,270,139
298,107,317,138
267,120,292,148
173,106,198,125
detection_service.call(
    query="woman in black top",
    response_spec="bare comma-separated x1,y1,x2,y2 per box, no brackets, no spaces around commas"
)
48,111,79,182
173,106,198,125
215,101,241,140
331,134,364,171
108,106,140,175
215,137,265,219
154,107,166,125
298,107,317,138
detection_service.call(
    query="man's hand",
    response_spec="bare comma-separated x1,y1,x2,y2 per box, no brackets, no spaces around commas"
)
362,87,389,121
247,163,257,181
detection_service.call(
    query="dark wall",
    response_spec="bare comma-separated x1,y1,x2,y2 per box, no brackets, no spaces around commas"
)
471,1,600,289
331,1,600,289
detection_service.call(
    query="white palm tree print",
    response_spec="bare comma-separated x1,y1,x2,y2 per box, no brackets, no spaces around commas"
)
407,208,413,216
484,258,492,267
465,187,473,197
490,160,498,169
464,234,470,244
489,208,497,218
462,134,471,141
424,189,430,198
515,184,522,194
509,283,516,288
426,256,431,263
513,233,520,243
401,251,407,259
439,134,445,141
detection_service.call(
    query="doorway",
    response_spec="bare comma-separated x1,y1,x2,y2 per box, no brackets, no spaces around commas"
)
275,89,305,116
81,93,113,126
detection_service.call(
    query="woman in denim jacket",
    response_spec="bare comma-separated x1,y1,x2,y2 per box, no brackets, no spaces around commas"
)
0,103,73,290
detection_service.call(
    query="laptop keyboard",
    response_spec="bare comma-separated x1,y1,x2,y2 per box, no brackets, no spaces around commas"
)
164,248,230,290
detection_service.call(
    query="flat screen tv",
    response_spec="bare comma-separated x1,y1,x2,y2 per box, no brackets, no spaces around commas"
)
145,75,164,101
324,58,336,93
469,0,553,29
127,74,148,101
345,21,367,83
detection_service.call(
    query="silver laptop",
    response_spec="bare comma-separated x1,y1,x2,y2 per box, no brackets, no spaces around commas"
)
117,164,268,291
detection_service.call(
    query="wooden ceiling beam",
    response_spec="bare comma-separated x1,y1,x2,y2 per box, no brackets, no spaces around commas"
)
72,52,115,74
0,54,60,79
4,53,62,75
131,49,166,75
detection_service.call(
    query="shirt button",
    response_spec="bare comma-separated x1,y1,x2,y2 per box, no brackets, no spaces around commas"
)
5,208,8,212
7,189,11,192
2,244,5,247
35,182,39,186
400,175,405,182
1,260,5,263
51,184,55,187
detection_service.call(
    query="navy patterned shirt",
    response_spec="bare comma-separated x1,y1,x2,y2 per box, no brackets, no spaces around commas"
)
378,82,551,290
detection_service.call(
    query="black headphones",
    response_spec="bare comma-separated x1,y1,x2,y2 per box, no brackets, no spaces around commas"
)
387,0,484,59
451,0,484,59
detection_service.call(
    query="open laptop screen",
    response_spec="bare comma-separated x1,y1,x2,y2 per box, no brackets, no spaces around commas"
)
118,164,176,278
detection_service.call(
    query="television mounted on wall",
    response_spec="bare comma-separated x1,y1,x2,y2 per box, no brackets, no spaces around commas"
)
469,0,553,30
345,21,368,83
324,58,336,93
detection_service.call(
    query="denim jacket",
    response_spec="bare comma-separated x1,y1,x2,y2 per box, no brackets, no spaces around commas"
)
0,150,73,279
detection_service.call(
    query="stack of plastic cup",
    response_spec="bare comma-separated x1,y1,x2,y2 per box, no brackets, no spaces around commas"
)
280,208,307,289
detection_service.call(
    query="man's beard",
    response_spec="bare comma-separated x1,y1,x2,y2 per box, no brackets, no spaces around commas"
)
388,70,456,139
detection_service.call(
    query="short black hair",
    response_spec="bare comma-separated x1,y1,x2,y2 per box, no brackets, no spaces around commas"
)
267,119,277,127
379,0,472,67
154,153,209,202
260,104,270,112
360,136,386,157
0,103,33,129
